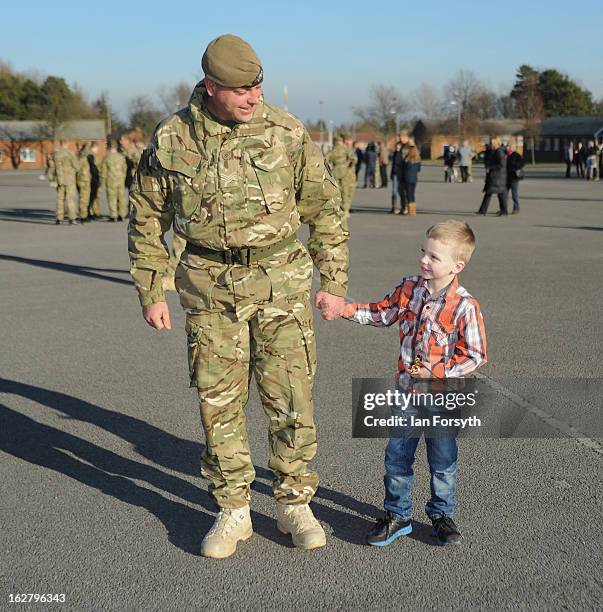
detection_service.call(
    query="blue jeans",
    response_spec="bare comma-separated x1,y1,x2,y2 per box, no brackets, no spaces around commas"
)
384,417,458,520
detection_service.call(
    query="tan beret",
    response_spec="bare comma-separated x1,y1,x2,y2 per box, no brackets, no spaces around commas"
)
202,34,263,88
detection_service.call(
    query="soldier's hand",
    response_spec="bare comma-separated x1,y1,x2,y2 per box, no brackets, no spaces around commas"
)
314,291,345,321
142,301,172,330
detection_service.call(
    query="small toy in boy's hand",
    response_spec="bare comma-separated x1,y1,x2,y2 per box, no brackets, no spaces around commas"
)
410,356,422,374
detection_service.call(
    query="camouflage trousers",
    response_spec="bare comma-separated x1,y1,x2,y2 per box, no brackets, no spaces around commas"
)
337,178,355,235
56,183,77,222
106,183,127,219
77,180,90,220
177,239,318,509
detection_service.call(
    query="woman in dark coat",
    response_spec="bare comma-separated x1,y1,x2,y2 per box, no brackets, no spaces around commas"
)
477,137,508,216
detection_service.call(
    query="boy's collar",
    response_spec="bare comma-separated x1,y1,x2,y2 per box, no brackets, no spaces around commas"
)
420,275,459,302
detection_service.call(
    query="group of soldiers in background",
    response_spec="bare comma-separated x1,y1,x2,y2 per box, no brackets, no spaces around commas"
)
562,141,603,180
47,137,143,224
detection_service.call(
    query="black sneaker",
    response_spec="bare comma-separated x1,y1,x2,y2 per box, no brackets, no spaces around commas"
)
366,512,412,547
431,515,462,546
117,216,123,222
55,219,62,225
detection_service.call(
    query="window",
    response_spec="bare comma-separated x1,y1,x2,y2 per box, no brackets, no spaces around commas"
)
20,148,36,162
553,138,560,151
544,138,551,151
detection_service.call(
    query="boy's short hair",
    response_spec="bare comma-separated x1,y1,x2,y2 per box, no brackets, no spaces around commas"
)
426,220,476,263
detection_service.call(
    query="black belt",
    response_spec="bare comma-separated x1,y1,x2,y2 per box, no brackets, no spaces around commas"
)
185,234,297,265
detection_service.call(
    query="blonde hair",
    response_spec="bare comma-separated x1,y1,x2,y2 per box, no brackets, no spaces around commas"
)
426,220,476,263
406,145,421,163
490,136,502,149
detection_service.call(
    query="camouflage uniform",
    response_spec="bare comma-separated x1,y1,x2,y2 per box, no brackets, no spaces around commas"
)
77,145,92,220
48,148,79,222
128,82,348,509
101,150,127,219
327,140,356,235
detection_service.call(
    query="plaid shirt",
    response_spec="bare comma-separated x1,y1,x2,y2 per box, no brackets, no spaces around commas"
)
344,275,487,383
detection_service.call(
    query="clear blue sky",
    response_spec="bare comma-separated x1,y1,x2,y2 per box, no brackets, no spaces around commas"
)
2,0,602,124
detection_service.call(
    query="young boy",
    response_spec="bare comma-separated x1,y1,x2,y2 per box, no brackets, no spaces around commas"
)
342,220,487,546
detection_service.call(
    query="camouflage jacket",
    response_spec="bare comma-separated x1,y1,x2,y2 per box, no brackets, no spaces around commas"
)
101,151,127,184
77,145,92,183
48,149,79,185
327,143,355,182
128,82,348,307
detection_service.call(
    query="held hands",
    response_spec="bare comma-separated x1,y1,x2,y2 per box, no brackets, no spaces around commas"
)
142,301,172,330
314,291,345,321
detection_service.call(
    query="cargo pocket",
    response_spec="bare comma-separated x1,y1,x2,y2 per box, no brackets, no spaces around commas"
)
287,300,317,380
249,145,293,213
176,260,216,312
157,147,208,222
185,316,210,388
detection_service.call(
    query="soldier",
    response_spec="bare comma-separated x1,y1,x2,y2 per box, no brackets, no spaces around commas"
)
76,142,92,222
101,141,127,221
48,141,80,225
128,34,348,558
88,143,102,219
327,133,356,236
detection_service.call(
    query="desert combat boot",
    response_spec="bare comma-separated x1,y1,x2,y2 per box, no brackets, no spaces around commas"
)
276,503,326,550
200,505,253,559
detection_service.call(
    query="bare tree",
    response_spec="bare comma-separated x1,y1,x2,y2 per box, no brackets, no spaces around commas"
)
157,82,192,114
353,85,407,137
444,70,498,131
411,83,444,120
128,95,163,138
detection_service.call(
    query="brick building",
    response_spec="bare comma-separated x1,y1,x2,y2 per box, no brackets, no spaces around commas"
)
412,119,525,160
0,120,106,170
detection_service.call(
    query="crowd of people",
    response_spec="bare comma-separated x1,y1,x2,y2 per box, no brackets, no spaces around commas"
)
352,132,422,215
46,137,144,225
562,141,603,180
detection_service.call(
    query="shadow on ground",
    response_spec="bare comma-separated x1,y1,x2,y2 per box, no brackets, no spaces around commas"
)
0,254,131,285
0,378,381,552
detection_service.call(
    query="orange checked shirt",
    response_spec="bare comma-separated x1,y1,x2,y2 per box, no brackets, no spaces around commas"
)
344,275,487,384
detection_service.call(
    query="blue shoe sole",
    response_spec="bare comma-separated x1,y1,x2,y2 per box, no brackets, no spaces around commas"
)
368,524,412,547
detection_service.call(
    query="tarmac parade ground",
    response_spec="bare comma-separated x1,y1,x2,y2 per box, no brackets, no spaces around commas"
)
1,165,601,610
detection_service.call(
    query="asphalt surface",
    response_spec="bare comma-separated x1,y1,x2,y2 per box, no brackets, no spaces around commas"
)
1,166,601,611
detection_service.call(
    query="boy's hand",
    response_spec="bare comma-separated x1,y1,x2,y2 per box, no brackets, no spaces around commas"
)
409,363,433,379
143,301,172,330
342,303,356,318
314,291,344,320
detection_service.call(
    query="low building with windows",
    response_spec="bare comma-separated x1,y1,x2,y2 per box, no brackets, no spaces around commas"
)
0,120,106,169
412,119,525,160
523,116,603,162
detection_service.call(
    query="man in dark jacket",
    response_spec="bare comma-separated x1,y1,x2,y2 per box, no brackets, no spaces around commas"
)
476,137,508,216
364,142,377,188
506,144,525,214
